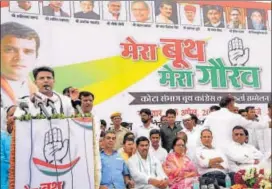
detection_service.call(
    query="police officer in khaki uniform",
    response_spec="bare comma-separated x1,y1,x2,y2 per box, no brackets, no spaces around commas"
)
109,112,129,150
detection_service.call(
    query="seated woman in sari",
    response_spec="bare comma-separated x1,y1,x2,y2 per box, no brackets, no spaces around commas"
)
163,137,199,189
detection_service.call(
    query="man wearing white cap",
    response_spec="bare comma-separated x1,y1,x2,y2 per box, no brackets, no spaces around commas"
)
182,114,200,163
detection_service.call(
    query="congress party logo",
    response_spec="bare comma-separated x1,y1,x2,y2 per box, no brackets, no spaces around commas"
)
33,127,80,176
228,37,250,66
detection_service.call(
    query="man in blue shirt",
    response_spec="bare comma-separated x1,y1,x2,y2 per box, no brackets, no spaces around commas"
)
100,130,134,189
1,131,11,189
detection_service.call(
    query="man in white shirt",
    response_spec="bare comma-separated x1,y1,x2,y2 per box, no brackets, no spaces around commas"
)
149,129,168,163
182,114,200,163
244,106,260,149
196,129,232,188
133,108,160,139
1,22,39,108
226,126,263,172
128,136,169,189
11,1,37,14
156,1,174,24
15,66,75,117
257,102,272,155
103,1,124,21
131,1,152,23
203,96,270,151
182,4,198,25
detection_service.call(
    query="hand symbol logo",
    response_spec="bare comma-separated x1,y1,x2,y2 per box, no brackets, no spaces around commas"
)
228,37,250,66
43,128,69,164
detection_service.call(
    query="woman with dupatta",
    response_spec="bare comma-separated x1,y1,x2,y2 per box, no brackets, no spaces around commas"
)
163,137,199,189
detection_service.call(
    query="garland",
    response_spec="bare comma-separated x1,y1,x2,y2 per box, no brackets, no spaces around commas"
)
92,115,100,189
9,113,100,189
8,122,15,189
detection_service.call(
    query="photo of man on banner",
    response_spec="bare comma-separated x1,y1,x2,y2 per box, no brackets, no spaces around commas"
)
1,22,39,108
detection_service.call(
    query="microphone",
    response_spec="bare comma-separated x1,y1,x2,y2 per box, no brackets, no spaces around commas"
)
44,85,64,114
31,94,51,119
47,98,58,114
19,101,30,115
72,99,84,117
44,85,52,92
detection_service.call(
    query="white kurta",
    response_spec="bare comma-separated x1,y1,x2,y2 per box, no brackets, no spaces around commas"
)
133,124,160,139
225,141,263,172
128,152,168,189
256,115,271,154
196,145,229,175
183,127,200,163
149,146,168,163
202,108,268,151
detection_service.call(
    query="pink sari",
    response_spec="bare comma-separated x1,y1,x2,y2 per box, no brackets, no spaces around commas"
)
163,152,199,189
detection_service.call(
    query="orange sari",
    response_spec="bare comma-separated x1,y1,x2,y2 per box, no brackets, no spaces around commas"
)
163,153,199,189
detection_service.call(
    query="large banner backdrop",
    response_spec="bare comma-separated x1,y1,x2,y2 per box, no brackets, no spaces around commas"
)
1,1,271,125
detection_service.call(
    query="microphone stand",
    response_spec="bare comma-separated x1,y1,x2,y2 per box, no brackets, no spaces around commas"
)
44,86,64,115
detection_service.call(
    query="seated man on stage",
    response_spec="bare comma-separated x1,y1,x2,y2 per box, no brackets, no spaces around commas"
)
128,136,168,189
15,66,75,118
196,129,233,187
226,126,264,172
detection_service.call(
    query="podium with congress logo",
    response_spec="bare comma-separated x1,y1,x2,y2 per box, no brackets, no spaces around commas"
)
9,118,99,189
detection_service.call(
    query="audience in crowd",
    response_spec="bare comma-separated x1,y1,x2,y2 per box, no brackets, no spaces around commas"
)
196,129,233,187
1,66,271,189
119,137,135,163
160,115,168,127
133,108,160,139
181,114,200,163
0,131,11,189
238,109,247,117
160,109,182,152
163,137,199,188
149,129,168,163
128,136,168,189
100,130,134,189
100,119,107,132
203,96,268,151
209,105,220,112
226,126,264,172
109,112,130,150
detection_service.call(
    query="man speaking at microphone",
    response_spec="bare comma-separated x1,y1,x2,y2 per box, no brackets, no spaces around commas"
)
14,66,76,117
31,66,75,117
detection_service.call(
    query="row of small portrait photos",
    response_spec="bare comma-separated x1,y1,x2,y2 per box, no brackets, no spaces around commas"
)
10,1,271,30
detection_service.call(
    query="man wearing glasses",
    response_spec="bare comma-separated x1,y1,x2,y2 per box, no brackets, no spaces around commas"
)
203,96,271,152
225,126,263,172
100,130,134,189
196,129,234,187
182,114,200,163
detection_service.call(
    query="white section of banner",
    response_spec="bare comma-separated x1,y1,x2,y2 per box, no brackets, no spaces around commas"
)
15,119,95,189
